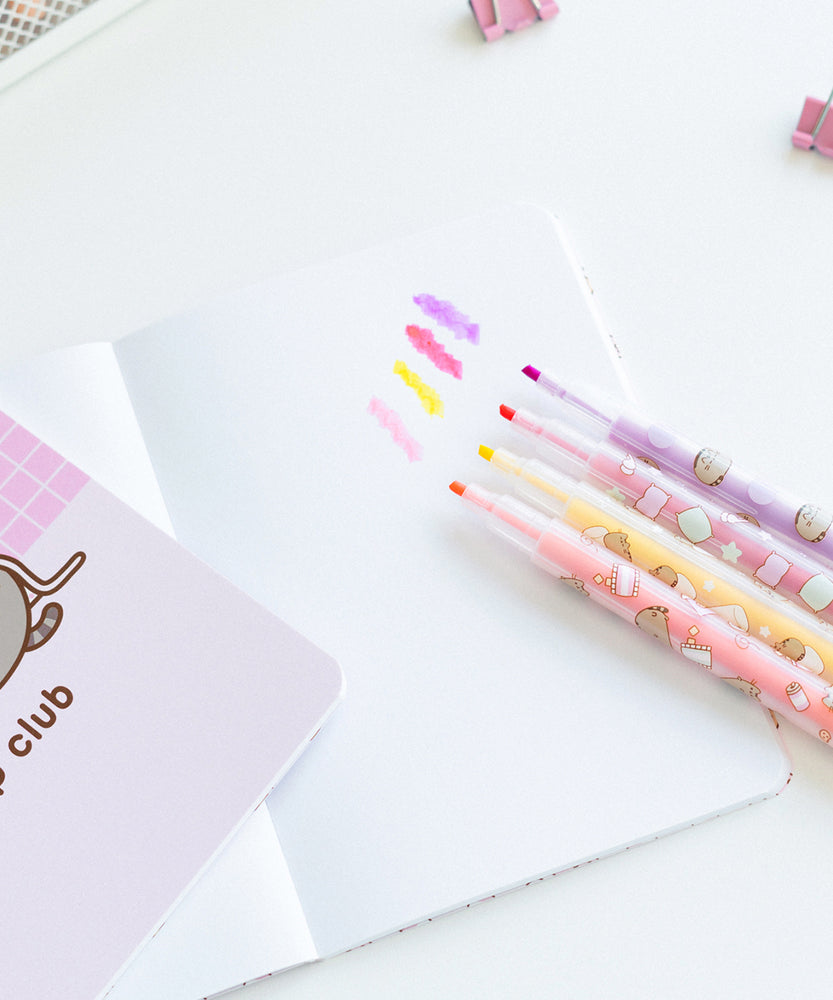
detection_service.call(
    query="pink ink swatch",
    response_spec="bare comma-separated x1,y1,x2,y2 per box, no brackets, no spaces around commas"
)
367,397,424,462
413,293,480,345
405,325,463,380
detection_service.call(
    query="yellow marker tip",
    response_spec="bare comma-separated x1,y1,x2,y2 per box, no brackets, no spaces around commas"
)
478,445,495,462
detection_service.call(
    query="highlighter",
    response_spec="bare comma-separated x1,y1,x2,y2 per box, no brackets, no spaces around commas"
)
479,444,833,683
450,480,833,749
500,403,833,630
522,365,833,569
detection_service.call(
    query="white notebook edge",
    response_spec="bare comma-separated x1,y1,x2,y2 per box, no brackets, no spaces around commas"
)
546,211,638,405
206,716,791,999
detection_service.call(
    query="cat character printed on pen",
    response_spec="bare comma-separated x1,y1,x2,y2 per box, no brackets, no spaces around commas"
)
634,605,672,645
724,676,762,700
772,635,825,675
649,565,696,598
581,526,632,561
693,447,732,487
795,503,833,544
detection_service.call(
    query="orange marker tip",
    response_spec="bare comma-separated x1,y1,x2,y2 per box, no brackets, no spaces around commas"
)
449,481,466,496
478,445,494,462
499,404,516,421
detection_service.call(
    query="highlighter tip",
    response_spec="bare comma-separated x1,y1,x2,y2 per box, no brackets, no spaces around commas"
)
499,404,516,422
478,445,494,462
449,480,466,497
521,364,540,382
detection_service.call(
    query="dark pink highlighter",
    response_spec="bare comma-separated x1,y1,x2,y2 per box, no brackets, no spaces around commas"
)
500,401,833,627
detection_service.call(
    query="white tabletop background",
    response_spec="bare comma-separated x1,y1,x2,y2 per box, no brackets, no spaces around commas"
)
2,1,833,997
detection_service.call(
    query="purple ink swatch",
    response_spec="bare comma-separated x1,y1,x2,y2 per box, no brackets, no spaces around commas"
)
413,294,479,345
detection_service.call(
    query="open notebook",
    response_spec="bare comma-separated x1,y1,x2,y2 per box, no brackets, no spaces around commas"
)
0,205,789,1000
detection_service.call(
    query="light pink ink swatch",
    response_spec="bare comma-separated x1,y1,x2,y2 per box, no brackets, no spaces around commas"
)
405,324,463,380
413,293,480,345
367,397,424,462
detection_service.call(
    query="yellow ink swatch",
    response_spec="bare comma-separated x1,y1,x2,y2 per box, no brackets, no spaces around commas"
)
393,360,444,417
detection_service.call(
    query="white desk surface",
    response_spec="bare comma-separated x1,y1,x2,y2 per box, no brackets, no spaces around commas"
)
2,2,832,997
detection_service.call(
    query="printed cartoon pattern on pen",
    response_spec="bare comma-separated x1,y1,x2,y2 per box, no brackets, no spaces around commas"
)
523,365,833,570
499,405,833,629
572,550,833,742
451,479,833,747
578,520,830,676
480,442,833,686
620,456,833,619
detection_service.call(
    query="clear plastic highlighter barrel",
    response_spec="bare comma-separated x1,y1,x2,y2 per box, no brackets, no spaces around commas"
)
499,403,833,631
522,365,833,570
478,444,833,686
450,481,833,748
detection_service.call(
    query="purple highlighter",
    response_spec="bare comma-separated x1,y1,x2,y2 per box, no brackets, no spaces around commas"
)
523,365,833,570
500,402,833,629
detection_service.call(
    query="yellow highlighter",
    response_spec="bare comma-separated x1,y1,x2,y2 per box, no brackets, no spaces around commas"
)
479,444,833,687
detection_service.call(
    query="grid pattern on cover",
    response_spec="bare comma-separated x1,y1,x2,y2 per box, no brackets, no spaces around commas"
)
0,0,98,61
0,412,89,555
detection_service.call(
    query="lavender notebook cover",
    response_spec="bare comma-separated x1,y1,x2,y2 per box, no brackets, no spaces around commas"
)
0,414,344,1000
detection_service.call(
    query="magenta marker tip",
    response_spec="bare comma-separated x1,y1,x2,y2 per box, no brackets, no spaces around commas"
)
521,365,541,382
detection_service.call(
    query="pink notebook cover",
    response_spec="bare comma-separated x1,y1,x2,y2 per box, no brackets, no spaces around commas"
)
0,412,344,1000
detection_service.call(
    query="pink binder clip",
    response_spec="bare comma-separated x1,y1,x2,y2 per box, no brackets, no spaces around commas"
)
470,0,558,42
792,87,833,158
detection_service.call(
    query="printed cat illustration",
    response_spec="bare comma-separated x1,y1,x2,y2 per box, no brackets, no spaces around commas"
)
693,447,732,487
581,526,633,560
634,605,672,645
795,503,833,543
724,676,762,700
0,552,85,690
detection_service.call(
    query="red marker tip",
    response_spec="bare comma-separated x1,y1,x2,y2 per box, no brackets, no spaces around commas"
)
449,481,466,497
521,365,541,382
499,404,516,421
